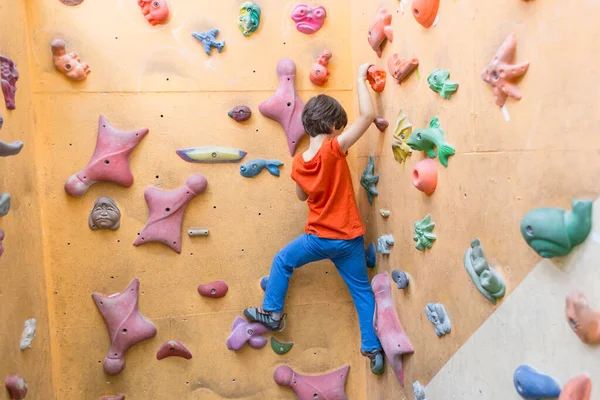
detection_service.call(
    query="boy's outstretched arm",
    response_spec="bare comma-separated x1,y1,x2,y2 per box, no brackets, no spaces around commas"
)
338,63,376,154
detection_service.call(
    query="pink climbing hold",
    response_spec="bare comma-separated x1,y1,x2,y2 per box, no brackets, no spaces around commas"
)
226,316,268,351
258,58,306,156
92,278,157,376
371,273,414,385
198,280,229,298
273,365,350,400
374,117,389,132
0,228,5,258
64,115,149,197
156,340,192,360
99,396,125,400
5,375,27,399
133,174,208,254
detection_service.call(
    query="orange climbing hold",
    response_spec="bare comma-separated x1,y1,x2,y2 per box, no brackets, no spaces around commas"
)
412,0,439,28
559,375,592,400
412,158,438,195
367,8,393,58
367,66,386,92
388,53,419,84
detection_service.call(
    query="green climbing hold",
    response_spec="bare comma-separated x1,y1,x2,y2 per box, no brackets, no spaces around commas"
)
414,214,436,251
238,1,261,37
520,199,593,258
360,156,379,205
428,69,458,99
464,239,506,304
406,117,455,167
270,337,293,355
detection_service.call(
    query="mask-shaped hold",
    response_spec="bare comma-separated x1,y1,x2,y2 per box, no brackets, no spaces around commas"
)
309,50,332,86
513,365,561,400
520,200,592,258
407,116,455,167
89,197,121,231
238,2,261,36
59,0,84,5
5,375,27,400
274,365,350,399
412,0,439,28
464,239,506,304
482,33,530,107
559,375,592,400
291,4,327,34
228,105,252,122
377,234,394,254
51,39,91,81
428,69,458,99
414,214,436,251
0,55,18,110
393,110,413,141
368,8,393,58
565,291,600,345
425,303,451,337
387,53,419,84
360,156,379,205
192,30,225,56
412,158,438,195
367,66,386,92
137,0,169,26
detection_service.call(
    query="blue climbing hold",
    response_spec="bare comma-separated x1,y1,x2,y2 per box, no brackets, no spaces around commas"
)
366,242,376,268
260,276,269,292
191,29,225,55
513,365,561,399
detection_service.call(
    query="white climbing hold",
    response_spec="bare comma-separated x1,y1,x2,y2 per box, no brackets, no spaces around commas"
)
20,318,37,350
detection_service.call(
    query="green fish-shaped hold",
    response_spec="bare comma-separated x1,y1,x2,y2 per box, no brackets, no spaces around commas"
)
520,199,593,258
406,117,455,167
428,69,458,99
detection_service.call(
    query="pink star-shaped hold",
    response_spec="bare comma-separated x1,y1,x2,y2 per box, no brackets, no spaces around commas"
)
92,278,157,376
133,175,208,254
64,115,149,197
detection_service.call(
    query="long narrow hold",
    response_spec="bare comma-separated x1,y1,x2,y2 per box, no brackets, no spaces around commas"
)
188,229,209,236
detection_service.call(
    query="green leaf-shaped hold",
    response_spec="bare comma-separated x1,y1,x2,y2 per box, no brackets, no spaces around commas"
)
414,214,436,251
270,337,293,355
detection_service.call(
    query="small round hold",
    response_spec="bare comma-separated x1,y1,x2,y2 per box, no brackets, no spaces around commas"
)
198,280,228,298
260,276,269,291
228,105,252,122
391,270,409,289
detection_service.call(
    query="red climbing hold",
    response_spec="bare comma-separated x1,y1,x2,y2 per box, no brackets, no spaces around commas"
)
156,340,193,360
5,375,27,400
198,280,229,298
274,365,350,400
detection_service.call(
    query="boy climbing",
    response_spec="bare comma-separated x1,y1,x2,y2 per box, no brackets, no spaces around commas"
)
243,63,385,374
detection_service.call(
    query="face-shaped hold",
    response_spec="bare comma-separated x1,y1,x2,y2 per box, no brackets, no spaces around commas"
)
89,197,121,230
387,53,419,84
238,2,261,36
565,292,600,345
291,4,327,34
309,50,332,86
367,66,386,92
0,55,18,110
51,39,91,81
137,0,169,26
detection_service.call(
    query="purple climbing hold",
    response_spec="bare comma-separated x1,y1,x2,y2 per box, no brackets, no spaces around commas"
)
391,270,409,289
226,316,268,351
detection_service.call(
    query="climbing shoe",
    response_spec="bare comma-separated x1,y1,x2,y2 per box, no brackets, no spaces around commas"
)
362,349,385,375
243,307,286,332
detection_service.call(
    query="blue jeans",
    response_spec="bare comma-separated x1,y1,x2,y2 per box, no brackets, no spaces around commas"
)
262,234,382,352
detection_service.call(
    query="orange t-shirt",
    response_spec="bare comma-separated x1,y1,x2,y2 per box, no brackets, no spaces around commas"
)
291,137,366,240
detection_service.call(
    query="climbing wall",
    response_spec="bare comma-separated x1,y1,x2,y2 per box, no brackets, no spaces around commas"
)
348,0,600,398
0,0,55,397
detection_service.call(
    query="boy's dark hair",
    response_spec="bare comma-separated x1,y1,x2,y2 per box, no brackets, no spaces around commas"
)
301,94,348,137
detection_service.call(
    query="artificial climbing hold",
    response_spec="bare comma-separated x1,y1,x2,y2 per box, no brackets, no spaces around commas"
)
0,139,23,157
291,4,327,34
413,381,427,400
310,50,332,86
240,159,283,178
360,156,379,205
0,55,19,110
156,340,192,360
5,375,27,399
99,396,125,400
425,303,451,337
198,280,229,298
371,273,414,385
270,337,293,355
428,69,458,99
559,375,592,400
366,242,376,268
258,59,305,156
377,234,394,254
92,278,157,376
412,0,440,28
51,39,90,81
414,214,436,251
464,239,505,304
374,117,389,132
388,54,419,84
0,192,11,216
367,66,386,92
520,199,592,258
393,110,413,141
238,2,261,37
228,106,252,122
407,116,455,167
89,197,121,231
176,146,247,163
260,276,268,291
192,30,225,55
274,365,350,400
391,270,409,289
188,229,209,236
133,175,208,254
0,114,3,129
64,115,149,197
138,0,169,26
226,316,268,351
513,365,561,400
19,318,37,351
565,291,600,345
412,159,438,195
368,8,393,58
380,209,390,218
392,141,413,168
0,229,5,257
482,33,529,107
